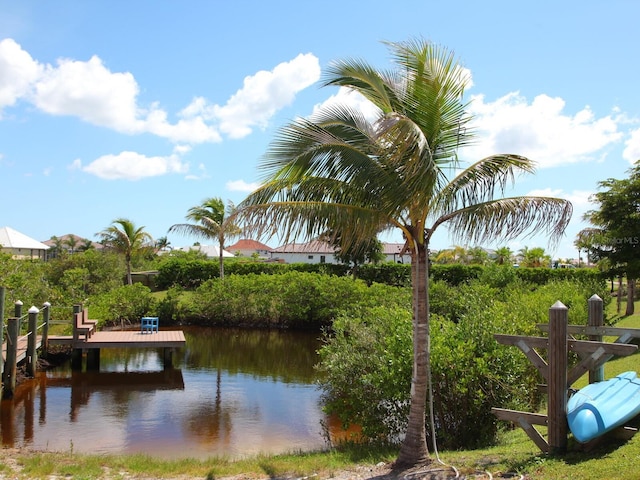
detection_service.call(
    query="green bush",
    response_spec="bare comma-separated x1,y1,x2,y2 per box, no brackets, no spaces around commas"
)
317,278,607,449
178,272,410,328
87,283,156,326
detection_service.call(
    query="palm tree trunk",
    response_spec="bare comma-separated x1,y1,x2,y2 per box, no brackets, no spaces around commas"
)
218,242,225,280
126,254,132,285
397,242,431,466
626,278,635,316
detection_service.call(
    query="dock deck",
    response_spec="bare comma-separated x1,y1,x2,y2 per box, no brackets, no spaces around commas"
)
48,329,186,349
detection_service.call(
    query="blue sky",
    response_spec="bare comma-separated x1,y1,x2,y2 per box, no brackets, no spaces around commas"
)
1,0,639,260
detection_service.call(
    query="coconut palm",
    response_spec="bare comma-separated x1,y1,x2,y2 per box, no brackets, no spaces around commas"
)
237,39,572,467
168,197,241,279
97,218,153,285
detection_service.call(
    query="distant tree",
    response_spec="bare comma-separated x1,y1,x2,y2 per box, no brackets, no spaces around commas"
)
168,197,241,279
580,160,640,315
327,230,384,276
64,235,79,254
467,246,489,265
493,246,513,265
518,246,550,267
434,246,467,264
155,236,171,253
97,218,153,285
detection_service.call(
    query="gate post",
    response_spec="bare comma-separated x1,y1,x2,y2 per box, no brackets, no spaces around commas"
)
42,302,51,352
588,294,604,383
0,286,5,383
26,306,39,377
548,301,568,454
3,317,18,398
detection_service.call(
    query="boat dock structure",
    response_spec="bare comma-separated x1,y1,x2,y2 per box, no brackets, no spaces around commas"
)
1,295,186,398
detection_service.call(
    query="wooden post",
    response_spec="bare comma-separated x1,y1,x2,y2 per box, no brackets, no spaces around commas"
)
588,294,604,383
3,318,18,398
0,286,5,383
548,301,568,454
26,306,39,377
14,300,23,333
41,302,50,352
71,304,83,370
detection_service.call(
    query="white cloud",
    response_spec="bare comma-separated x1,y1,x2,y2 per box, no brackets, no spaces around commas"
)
465,92,623,167
212,53,321,139
0,38,41,112
312,86,382,122
79,151,189,180
0,39,320,144
227,179,260,192
623,127,640,164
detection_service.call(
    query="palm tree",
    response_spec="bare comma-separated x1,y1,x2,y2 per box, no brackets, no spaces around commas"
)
237,39,572,467
168,197,241,279
494,246,513,265
97,218,153,285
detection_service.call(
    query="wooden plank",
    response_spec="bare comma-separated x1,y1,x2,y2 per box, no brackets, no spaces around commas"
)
492,408,549,453
538,324,640,339
569,339,637,356
492,408,548,426
494,334,549,349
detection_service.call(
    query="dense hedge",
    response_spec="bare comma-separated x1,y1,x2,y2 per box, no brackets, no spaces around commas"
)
155,255,604,290
162,271,410,328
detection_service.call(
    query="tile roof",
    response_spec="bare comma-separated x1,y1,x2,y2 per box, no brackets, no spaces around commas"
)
226,239,272,251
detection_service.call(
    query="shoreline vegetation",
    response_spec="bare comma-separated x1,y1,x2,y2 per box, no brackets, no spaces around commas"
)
4,307,640,479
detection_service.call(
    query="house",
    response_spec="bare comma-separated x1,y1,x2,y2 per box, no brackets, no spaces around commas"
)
176,244,234,258
0,226,50,260
226,239,272,259
270,241,338,264
382,242,412,264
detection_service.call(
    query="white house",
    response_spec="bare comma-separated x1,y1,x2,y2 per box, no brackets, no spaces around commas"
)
0,226,50,260
176,244,234,258
382,242,412,264
270,241,338,264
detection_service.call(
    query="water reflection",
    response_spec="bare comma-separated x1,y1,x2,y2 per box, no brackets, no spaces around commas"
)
0,327,336,459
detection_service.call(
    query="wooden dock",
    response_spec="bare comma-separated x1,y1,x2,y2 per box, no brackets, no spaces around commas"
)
48,330,186,349
2,305,187,398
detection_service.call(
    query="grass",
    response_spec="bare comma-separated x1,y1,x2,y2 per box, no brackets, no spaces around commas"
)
4,297,640,479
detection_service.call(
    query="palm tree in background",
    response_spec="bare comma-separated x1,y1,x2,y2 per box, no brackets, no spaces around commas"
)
494,246,513,265
237,39,572,467
97,218,153,285
168,197,241,279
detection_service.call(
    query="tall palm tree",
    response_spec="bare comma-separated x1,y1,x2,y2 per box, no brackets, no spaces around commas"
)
238,39,572,467
168,197,241,279
97,218,153,285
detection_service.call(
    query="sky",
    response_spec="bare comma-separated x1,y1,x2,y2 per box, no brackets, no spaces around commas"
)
1,0,639,261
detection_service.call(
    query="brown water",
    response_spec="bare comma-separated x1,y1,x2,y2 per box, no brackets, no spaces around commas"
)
0,327,341,459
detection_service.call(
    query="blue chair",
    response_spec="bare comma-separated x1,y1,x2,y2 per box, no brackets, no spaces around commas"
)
141,316,159,334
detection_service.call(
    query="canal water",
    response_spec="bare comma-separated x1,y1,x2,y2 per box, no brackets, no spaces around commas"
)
0,327,340,459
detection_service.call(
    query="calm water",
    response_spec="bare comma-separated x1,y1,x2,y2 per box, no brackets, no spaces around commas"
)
0,327,341,459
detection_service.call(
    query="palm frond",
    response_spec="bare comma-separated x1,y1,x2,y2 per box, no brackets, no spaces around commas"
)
440,196,573,247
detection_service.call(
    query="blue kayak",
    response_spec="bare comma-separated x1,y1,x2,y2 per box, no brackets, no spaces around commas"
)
567,371,640,443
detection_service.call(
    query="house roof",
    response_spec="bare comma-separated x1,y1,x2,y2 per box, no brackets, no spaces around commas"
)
271,240,336,254
0,227,50,250
382,242,410,255
227,239,272,251
42,234,102,250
